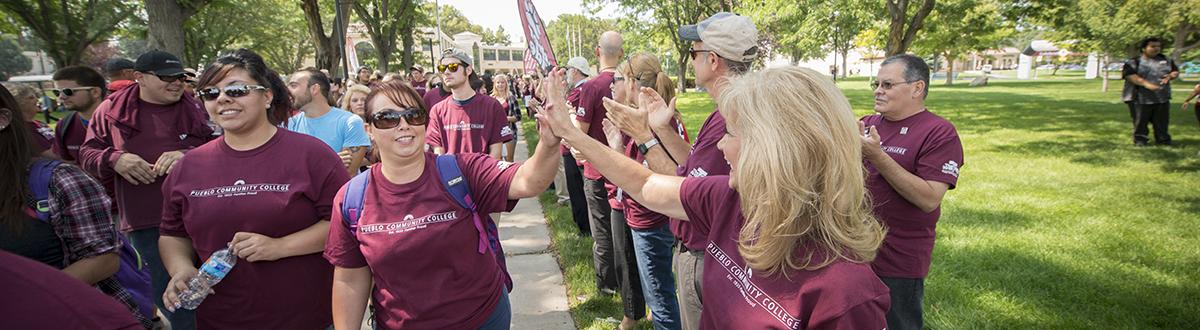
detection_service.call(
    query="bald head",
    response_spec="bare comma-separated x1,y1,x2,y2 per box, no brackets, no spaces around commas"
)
597,31,624,66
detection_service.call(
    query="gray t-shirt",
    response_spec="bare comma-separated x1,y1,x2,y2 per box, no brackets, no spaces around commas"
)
1122,55,1178,104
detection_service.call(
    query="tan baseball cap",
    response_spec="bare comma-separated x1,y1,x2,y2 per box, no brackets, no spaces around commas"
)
678,12,759,63
566,56,593,77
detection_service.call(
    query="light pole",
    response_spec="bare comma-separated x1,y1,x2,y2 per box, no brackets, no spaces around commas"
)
334,0,351,79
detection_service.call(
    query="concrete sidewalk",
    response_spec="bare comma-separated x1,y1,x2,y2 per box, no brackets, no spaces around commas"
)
499,132,575,329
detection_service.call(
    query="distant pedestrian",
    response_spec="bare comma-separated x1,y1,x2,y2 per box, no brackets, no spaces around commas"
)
1122,37,1179,146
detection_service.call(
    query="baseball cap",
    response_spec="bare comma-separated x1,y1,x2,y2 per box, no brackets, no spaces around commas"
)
441,48,474,66
135,50,190,76
409,65,424,73
104,58,135,75
566,57,593,77
678,12,759,63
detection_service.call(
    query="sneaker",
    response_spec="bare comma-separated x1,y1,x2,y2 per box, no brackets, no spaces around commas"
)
599,288,618,295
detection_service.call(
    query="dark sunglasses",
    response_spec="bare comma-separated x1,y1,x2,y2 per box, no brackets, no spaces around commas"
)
870,80,918,90
196,85,268,101
437,62,466,73
371,107,428,129
144,72,190,83
688,47,715,60
50,87,97,97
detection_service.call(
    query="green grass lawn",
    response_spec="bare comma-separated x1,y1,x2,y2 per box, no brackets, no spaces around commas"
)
526,76,1200,329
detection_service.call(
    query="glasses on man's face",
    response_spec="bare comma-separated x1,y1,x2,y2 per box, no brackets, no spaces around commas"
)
371,107,428,129
146,72,189,83
437,62,465,73
688,47,715,60
50,87,97,98
196,85,268,102
870,80,918,91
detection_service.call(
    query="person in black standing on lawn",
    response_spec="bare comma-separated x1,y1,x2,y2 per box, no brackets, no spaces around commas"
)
1122,37,1180,146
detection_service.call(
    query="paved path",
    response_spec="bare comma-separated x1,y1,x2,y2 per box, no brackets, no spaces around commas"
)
500,133,576,329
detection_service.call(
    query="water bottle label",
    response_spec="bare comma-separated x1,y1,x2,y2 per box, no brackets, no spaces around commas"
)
200,258,232,279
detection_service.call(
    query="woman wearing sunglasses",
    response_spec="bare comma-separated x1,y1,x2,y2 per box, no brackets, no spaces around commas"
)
159,49,350,329
325,80,561,330
2,83,56,158
538,66,890,329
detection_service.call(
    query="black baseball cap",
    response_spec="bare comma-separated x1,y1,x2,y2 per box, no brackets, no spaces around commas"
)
104,58,136,74
135,50,190,76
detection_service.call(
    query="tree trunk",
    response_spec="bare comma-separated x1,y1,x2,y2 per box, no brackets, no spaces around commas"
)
677,57,688,93
401,22,415,71
1171,22,1199,63
884,0,936,56
841,49,849,78
301,0,349,72
145,0,196,64
945,54,954,85
1101,55,1109,92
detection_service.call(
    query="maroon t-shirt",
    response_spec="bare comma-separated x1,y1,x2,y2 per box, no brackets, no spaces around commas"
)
52,112,88,162
562,85,584,157
27,120,54,153
411,80,428,96
622,118,688,230
574,72,616,180
423,88,450,110
160,129,349,329
681,176,891,329
83,100,213,231
426,95,514,154
325,152,520,329
861,110,963,279
0,251,142,329
671,110,729,250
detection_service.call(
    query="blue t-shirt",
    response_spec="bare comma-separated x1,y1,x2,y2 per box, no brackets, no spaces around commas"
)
287,107,372,151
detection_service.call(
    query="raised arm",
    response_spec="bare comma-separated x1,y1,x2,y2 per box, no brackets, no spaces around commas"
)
508,113,562,199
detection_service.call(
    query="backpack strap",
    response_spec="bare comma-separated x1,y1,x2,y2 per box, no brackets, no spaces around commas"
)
340,169,373,234
435,154,488,254
54,112,78,141
27,159,62,222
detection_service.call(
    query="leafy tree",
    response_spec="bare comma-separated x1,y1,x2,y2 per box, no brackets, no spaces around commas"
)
912,0,1013,84
301,0,351,73
545,14,619,68
0,35,31,80
0,0,135,67
482,25,512,45
353,0,419,73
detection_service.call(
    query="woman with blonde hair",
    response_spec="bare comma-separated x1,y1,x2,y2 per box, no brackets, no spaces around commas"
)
539,65,890,328
491,74,521,162
341,84,371,119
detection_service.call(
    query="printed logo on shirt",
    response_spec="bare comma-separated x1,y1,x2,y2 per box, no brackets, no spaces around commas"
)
359,211,458,235
189,179,291,198
942,160,960,178
500,125,514,137
179,134,188,140
497,161,514,171
576,107,585,117
443,120,485,131
688,167,709,178
881,145,908,155
708,243,803,330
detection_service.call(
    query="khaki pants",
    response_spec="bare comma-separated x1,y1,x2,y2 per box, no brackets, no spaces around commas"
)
674,245,704,330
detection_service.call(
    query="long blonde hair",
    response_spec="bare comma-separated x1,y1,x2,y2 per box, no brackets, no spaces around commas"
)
719,66,885,276
340,84,371,114
491,74,511,100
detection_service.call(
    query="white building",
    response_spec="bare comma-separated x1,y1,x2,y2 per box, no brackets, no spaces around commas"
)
347,24,527,75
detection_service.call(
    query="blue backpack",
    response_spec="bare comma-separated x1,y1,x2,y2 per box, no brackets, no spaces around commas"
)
27,159,156,321
340,154,512,291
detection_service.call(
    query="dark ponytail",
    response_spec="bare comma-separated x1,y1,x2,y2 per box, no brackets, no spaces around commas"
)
195,49,293,126
0,84,35,231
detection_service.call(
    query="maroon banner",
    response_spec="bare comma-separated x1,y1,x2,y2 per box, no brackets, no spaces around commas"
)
517,0,556,73
524,48,540,74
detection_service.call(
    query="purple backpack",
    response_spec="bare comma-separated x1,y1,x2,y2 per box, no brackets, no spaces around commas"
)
340,154,512,291
28,159,156,321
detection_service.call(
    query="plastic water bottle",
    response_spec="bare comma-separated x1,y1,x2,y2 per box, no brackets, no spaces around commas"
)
178,245,237,310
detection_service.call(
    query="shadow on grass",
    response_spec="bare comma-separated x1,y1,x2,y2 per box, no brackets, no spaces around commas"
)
930,242,1200,329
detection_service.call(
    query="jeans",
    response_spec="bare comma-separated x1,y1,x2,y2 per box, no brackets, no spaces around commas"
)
880,276,925,330
611,210,646,320
584,178,616,290
673,245,704,330
127,228,196,330
563,155,590,235
1133,102,1171,144
631,224,681,330
477,289,511,330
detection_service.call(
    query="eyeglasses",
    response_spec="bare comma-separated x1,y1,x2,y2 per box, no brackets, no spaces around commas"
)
196,85,268,101
870,80,918,90
371,107,428,129
50,87,97,98
145,72,190,83
437,62,466,73
688,47,715,60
